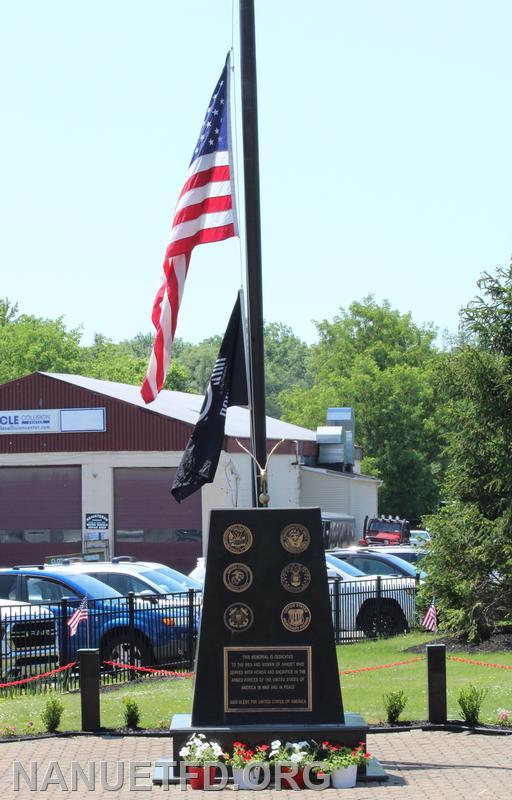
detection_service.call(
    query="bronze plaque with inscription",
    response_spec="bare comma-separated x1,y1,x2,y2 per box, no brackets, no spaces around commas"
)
224,646,312,713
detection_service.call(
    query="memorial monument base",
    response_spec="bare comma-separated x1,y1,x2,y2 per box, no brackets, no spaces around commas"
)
152,712,388,784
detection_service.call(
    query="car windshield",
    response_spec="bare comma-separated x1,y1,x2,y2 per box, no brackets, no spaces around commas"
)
60,573,123,599
138,569,188,594
151,565,203,590
368,552,418,576
411,530,430,542
368,521,402,533
325,554,366,577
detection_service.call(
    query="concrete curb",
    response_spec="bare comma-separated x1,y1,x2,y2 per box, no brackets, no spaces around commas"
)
2,721,511,743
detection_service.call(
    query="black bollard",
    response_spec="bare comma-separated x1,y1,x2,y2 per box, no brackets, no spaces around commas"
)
426,644,447,724
78,648,101,731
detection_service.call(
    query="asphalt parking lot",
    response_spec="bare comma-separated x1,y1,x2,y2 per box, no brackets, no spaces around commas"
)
0,729,511,798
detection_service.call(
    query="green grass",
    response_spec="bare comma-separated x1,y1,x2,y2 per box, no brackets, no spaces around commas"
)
337,632,512,724
0,633,510,733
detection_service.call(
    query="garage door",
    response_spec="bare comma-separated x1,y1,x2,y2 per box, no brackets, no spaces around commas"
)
0,466,82,566
114,468,202,573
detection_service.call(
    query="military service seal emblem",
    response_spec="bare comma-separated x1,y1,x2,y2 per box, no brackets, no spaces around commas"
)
280,523,310,554
224,603,254,632
223,524,253,554
280,562,311,593
281,601,311,632
223,563,253,593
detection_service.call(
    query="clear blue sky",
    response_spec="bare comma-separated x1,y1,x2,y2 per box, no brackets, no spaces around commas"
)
1,1,510,347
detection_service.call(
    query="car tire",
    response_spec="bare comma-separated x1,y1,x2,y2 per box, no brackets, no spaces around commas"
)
357,600,409,638
102,632,152,668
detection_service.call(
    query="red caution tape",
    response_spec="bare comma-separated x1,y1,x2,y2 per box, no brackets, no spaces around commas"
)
340,656,424,675
448,656,512,670
103,660,195,678
0,661,77,688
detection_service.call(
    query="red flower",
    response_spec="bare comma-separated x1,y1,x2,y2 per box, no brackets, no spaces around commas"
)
258,744,269,751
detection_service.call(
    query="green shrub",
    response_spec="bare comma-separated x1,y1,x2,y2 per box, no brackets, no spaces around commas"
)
122,696,140,730
41,696,64,733
458,685,488,726
383,689,408,724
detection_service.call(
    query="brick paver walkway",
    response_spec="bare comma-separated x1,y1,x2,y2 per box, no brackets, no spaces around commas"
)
0,730,510,798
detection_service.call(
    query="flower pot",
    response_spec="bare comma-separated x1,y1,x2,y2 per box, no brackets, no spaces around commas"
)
232,765,264,789
280,766,305,789
331,764,357,789
187,765,216,789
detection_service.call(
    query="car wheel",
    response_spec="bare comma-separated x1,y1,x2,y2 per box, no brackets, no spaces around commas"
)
357,601,409,638
102,632,152,667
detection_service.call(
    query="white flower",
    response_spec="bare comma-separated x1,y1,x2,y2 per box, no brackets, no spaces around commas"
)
179,746,190,757
271,740,281,750
197,733,206,740
290,753,302,763
297,741,309,750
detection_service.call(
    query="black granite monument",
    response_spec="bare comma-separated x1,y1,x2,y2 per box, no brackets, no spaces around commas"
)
163,507,385,780
192,506,343,725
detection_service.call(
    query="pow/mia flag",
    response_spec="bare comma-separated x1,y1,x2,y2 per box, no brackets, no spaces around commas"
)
171,292,249,502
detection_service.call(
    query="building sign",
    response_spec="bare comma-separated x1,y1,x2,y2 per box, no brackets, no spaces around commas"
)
85,513,109,531
0,408,106,434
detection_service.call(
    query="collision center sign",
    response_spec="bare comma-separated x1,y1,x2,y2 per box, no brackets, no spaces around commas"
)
0,408,106,434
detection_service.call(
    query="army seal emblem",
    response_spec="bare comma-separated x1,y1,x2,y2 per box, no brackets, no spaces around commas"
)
223,524,253,554
280,524,310,554
224,603,254,632
280,563,311,593
223,563,253,593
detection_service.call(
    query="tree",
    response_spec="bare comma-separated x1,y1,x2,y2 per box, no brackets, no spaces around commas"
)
79,334,190,390
0,298,19,327
0,312,82,383
264,322,311,418
423,263,512,641
172,336,222,394
280,297,443,519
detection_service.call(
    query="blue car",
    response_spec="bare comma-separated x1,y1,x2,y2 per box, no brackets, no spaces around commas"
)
0,567,198,667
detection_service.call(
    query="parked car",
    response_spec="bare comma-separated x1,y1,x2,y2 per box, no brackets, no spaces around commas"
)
327,547,426,580
0,567,195,667
189,557,206,585
56,562,198,597
409,529,431,547
325,553,417,636
0,599,58,680
111,558,203,591
368,545,427,566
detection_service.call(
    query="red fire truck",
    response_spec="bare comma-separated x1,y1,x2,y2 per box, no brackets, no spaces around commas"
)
359,515,411,546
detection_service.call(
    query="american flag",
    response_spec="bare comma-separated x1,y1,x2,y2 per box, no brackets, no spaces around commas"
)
141,55,237,403
67,596,89,637
422,598,437,633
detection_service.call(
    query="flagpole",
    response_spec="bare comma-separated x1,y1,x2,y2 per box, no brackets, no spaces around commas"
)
239,0,267,506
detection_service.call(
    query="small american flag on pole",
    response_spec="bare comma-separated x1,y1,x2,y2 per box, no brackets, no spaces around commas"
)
141,54,238,403
422,598,437,633
67,597,89,637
